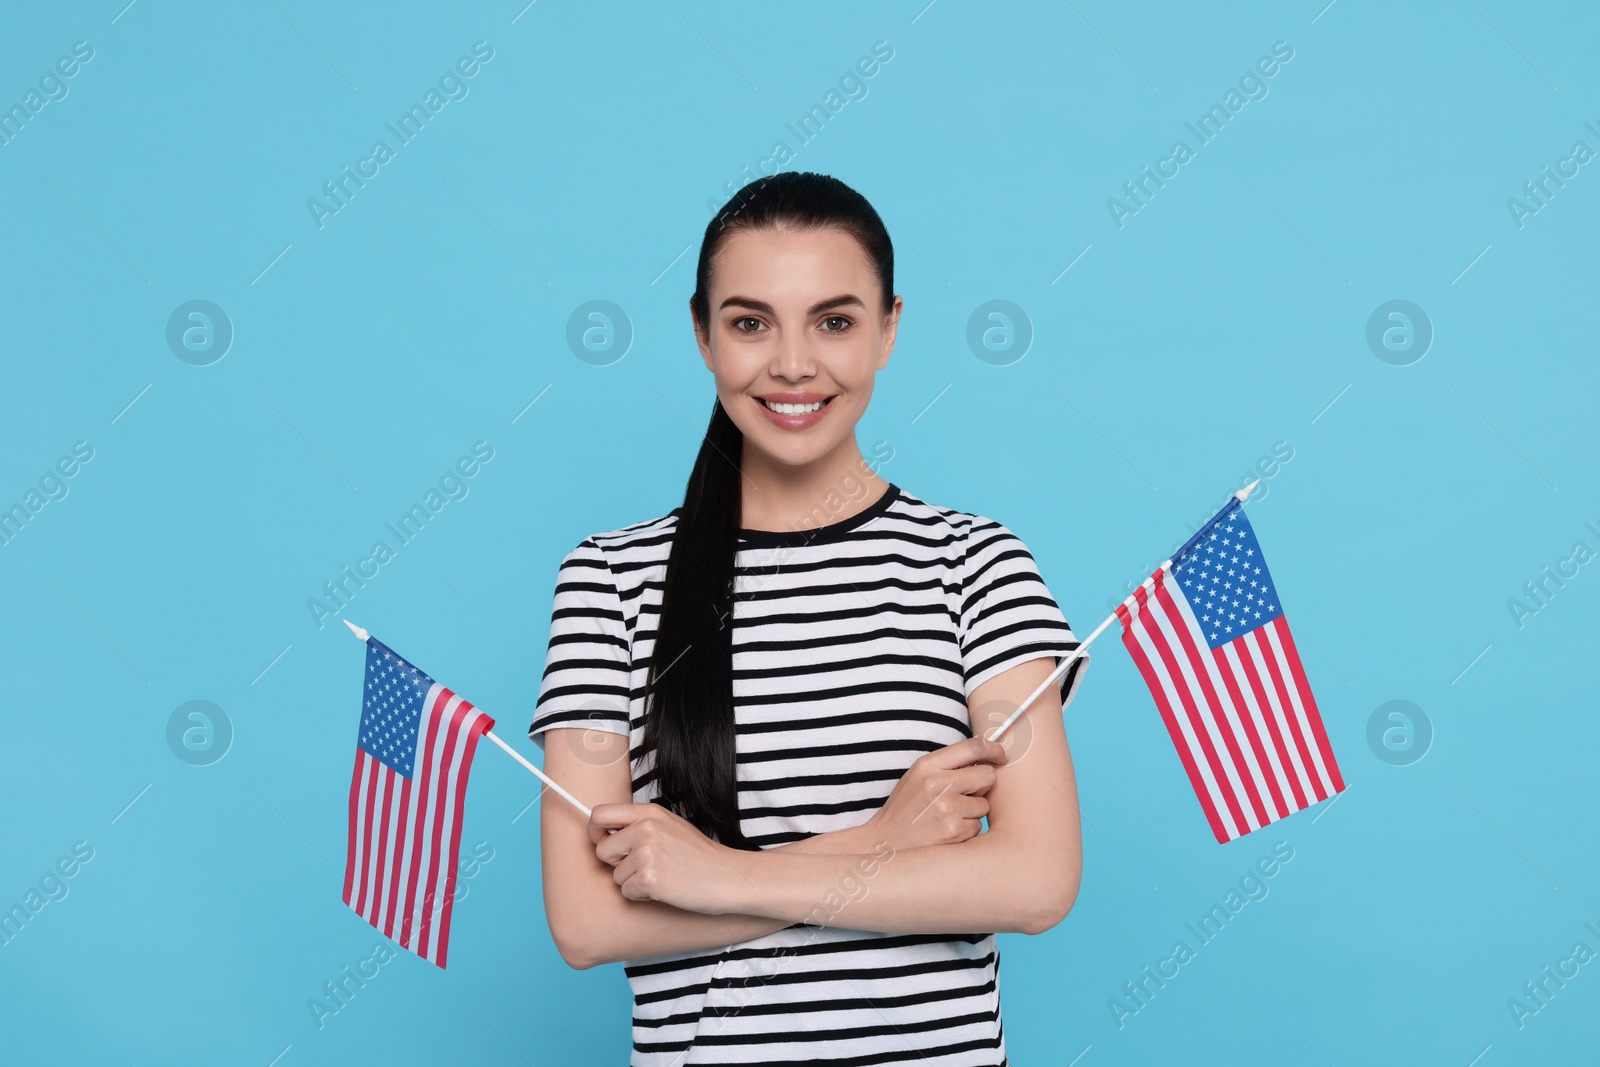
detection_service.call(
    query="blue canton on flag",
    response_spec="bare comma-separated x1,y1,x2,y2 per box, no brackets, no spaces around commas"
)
361,641,434,774
1169,508,1283,648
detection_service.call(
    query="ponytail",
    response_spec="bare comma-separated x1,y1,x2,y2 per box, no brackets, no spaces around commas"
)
640,396,749,846
641,171,894,847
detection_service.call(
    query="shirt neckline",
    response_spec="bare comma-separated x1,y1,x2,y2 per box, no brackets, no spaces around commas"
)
671,482,902,547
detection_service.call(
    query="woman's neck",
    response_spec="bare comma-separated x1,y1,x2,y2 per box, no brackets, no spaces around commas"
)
737,440,890,534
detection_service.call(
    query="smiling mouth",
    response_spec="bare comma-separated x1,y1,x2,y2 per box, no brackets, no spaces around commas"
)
758,397,834,415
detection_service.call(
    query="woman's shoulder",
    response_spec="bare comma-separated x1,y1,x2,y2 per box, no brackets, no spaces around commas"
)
561,509,679,570
583,509,679,547
888,485,1021,550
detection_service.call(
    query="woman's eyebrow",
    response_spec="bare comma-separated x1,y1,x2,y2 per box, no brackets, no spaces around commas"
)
719,294,866,316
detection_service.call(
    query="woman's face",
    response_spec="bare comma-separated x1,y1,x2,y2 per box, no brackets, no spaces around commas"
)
695,224,900,473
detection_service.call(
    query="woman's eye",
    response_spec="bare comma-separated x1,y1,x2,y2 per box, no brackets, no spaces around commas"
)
821,315,852,333
732,316,765,333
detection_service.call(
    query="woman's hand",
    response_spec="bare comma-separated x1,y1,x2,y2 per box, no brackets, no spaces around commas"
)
865,736,1009,851
589,802,752,915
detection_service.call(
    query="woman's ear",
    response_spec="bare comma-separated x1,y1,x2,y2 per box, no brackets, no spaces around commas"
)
876,295,902,370
692,302,714,370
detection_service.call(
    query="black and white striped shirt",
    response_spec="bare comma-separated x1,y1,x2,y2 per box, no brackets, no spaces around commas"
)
529,482,1087,1065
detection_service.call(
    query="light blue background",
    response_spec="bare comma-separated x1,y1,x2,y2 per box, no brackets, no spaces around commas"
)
2,1,1596,1063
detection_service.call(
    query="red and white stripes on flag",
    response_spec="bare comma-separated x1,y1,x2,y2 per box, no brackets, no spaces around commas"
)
343,645,494,969
1116,562,1345,844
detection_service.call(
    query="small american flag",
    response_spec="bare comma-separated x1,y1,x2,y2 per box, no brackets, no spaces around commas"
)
1117,497,1345,843
343,636,494,968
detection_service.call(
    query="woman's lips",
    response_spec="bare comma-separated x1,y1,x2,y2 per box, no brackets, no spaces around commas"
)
753,395,834,430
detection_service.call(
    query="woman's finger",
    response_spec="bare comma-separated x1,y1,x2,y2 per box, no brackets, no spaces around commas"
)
924,736,1009,771
594,825,632,866
589,802,648,845
612,850,636,885
588,804,618,845
956,793,990,820
949,762,1000,797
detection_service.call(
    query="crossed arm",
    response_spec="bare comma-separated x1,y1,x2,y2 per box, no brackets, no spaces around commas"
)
538,655,1084,970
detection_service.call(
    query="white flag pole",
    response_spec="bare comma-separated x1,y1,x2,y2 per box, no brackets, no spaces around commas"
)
985,480,1259,743
342,619,595,820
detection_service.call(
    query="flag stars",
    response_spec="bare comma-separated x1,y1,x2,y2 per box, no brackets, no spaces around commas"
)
358,644,439,773
1169,509,1284,650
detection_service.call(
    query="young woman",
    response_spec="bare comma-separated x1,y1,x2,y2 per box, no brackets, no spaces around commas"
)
528,171,1089,1065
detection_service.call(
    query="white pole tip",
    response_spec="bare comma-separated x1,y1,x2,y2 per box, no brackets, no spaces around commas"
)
343,619,369,641
1236,479,1261,502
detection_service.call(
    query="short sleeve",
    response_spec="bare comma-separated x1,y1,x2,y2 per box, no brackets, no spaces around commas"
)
958,517,1088,710
527,537,635,751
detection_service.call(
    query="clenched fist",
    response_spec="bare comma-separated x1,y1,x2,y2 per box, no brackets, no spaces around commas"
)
866,736,1009,850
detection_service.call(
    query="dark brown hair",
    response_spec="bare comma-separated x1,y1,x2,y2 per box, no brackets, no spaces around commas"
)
640,172,895,847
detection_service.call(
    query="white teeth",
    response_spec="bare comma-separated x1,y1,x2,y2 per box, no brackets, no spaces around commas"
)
763,399,824,415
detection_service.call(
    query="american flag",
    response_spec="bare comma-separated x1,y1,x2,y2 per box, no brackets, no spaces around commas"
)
1116,497,1345,843
343,636,494,968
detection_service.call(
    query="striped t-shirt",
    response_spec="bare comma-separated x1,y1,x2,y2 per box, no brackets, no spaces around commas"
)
529,482,1088,1066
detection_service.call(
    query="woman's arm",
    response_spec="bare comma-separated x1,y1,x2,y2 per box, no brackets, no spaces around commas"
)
539,725,1005,969
592,655,1083,937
